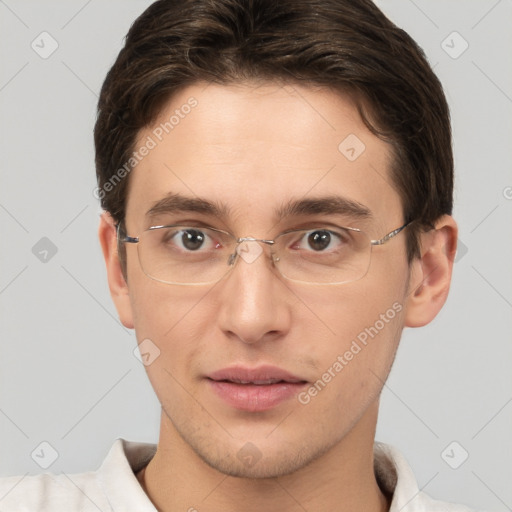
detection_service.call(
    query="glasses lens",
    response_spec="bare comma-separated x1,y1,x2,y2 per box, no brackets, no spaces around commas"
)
137,225,234,284
273,227,371,284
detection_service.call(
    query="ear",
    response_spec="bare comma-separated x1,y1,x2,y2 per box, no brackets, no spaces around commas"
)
404,215,458,328
98,212,134,329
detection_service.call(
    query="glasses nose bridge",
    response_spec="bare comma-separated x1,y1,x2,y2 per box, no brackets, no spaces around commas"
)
227,236,277,267
236,236,275,246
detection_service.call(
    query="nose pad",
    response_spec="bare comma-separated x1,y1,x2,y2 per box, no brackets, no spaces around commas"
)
227,251,237,266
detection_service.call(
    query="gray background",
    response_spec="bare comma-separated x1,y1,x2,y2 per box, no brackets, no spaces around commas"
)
0,1,510,510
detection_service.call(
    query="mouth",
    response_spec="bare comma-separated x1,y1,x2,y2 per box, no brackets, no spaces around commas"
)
214,378,299,385
206,365,308,412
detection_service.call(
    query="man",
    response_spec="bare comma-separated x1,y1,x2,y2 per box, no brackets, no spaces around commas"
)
0,0,482,510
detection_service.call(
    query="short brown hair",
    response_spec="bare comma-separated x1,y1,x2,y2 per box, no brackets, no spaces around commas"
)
95,0,452,263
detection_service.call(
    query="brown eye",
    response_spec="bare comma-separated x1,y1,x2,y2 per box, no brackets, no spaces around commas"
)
181,229,206,251
159,227,215,252
307,231,332,251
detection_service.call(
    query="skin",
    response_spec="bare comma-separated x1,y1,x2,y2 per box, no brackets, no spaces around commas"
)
99,82,457,511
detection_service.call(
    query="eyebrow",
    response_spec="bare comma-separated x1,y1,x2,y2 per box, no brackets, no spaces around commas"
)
146,192,372,222
276,196,372,221
146,193,231,218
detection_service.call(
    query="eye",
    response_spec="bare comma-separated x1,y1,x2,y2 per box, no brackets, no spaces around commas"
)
162,227,218,252
293,229,347,252
307,231,332,251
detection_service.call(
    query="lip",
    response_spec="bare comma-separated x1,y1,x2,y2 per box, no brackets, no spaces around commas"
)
206,365,308,412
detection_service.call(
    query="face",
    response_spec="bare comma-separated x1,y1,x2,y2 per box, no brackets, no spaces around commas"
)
118,82,413,477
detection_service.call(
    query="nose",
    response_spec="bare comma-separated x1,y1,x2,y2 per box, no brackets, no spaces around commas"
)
216,240,292,345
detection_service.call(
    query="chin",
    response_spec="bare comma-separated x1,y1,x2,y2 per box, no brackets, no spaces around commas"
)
183,429,335,479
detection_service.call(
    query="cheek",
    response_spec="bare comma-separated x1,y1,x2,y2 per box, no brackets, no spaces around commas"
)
128,280,212,409
293,267,406,343
295,294,404,428
129,276,218,370
127,249,212,337
291,259,408,397
309,290,404,373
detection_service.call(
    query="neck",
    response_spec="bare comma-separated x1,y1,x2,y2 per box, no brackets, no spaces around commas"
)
138,403,390,512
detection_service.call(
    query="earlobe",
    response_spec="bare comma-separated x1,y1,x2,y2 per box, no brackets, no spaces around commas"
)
98,212,135,329
404,215,458,328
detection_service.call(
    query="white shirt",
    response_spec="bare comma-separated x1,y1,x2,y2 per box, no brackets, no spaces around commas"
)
0,439,480,511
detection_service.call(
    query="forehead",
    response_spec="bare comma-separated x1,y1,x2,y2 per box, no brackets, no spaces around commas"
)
125,82,401,231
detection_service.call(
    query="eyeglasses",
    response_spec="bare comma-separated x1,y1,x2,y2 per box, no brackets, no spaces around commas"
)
117,221,411,286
